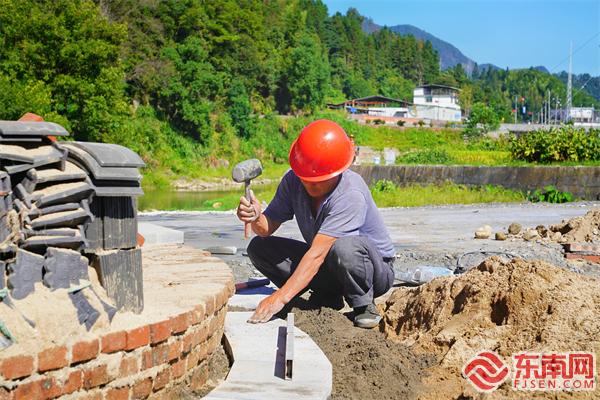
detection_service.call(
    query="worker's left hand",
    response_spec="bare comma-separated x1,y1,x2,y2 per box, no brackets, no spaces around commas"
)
248,292,286,323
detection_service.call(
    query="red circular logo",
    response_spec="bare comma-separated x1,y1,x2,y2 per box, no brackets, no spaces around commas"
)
462,351,510,392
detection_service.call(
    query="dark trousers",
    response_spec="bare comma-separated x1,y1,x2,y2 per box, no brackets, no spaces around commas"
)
247,235,395,308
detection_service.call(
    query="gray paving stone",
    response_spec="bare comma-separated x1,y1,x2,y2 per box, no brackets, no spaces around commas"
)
90,248,143,313
43,247,89,290
86,197,137,250
69,142,145,168
33,181,93,208
63,144,142,181
28,202,80,219
7,249,44,300
30,208,90,229
137,222,184,245
91,184,144,197
68,290,99,331
0,121,69,137
205,312,332,400
23,233,85,252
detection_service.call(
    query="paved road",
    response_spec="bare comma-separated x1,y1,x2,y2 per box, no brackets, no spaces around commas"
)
140,202,600,282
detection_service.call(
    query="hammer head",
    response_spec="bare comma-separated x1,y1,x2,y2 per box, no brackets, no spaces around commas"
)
232,159,263,183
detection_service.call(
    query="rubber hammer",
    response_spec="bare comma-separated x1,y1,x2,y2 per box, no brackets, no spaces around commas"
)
232,159,263,238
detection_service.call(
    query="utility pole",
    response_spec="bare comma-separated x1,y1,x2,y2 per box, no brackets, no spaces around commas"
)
566,41,573,122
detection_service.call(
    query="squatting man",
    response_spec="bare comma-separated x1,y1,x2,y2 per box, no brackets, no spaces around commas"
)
236,119,395,328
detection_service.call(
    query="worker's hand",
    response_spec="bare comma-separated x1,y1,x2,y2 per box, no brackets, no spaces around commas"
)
247,291,286,323
237,190,261,223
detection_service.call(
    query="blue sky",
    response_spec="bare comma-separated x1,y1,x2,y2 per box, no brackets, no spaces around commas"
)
322,0,600,75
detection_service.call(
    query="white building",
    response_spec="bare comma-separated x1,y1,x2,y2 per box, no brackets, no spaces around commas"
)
412,84,462,122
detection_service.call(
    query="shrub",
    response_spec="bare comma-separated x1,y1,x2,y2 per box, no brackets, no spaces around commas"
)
399,148,455,164
397,120,405,127
417,120,425,127
509,127,600,163
526,185,574,203
373,118,385,125
372,179,397,193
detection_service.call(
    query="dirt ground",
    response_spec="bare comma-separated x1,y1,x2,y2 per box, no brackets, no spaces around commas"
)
291,299,434,400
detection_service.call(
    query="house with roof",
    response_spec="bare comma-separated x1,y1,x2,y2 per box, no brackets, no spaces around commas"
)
412,84,462,122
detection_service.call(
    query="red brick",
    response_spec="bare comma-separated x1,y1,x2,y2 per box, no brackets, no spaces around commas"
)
101,331,127,354
564,243,600,253
1,355,34,380
82,364,109,389
131,377,152,400
105,387,129,400
207,332,221,355
126,326,150,350
169,313,190,335
77,390,102,400
204,295,216,317
141,349,153,370
152,343,170,366
40,377,61,399
38,346,68,372
12,380,42,400
0,387,10,400
215,287,230,310
62,370,82,395
153,368,171,391
149,320,171,344
189,367,208,391
198,324,209,344
167,340,182,362
71,339,99,364
171,358,186,380
189,304,205,325
565,253,600,263
186,348,200,371
197,342,209,364
119,355,139,376
182,332,194,355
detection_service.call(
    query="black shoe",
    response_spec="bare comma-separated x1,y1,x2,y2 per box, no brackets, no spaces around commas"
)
353,303,382,328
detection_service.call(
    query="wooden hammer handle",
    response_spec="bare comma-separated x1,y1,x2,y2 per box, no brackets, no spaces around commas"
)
244,181,252,239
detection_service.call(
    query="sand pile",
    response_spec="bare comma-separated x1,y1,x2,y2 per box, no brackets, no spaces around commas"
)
382,257,600,399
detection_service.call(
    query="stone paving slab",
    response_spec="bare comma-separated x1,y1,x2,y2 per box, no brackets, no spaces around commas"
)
204,311,332,400
138,222,184,245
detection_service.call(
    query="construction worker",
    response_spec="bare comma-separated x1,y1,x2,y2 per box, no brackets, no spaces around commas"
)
237,119,395,328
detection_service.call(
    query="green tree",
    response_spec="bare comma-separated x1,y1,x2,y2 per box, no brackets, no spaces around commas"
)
0,0,128,142
285,34,330,113
465,102,500,137
227,80,254,138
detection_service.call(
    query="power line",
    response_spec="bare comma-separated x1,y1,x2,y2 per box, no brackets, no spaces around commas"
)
548,31,600,73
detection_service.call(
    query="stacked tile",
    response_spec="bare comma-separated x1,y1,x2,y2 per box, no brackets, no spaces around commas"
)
0,119,145,324
61,142,145,313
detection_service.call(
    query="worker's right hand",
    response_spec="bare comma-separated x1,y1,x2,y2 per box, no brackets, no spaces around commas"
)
237,190,261,223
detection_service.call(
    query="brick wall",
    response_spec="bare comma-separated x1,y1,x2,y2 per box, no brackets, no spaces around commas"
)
0,283,232,400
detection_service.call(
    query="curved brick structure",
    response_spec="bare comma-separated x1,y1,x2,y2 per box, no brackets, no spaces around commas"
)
0,244,234,399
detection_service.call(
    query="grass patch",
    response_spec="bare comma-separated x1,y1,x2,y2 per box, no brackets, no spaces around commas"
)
370,180,524,208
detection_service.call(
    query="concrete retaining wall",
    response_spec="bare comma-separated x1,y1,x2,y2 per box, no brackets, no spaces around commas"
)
352,165,600,200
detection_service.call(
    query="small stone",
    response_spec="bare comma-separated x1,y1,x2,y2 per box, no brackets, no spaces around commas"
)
495,232,507,241
552,231,562,241
475,228,491,239
212,202,222,209
536,225,548,237
523,229,540,241
508,223,522,235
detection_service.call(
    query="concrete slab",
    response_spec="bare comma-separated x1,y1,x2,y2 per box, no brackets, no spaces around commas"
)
138,222,184,245
69,142,146,168
204,312,332,400
228,283,276,310
0,121,69,137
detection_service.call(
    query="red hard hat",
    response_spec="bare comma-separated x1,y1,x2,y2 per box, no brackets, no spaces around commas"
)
289,119,354,182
